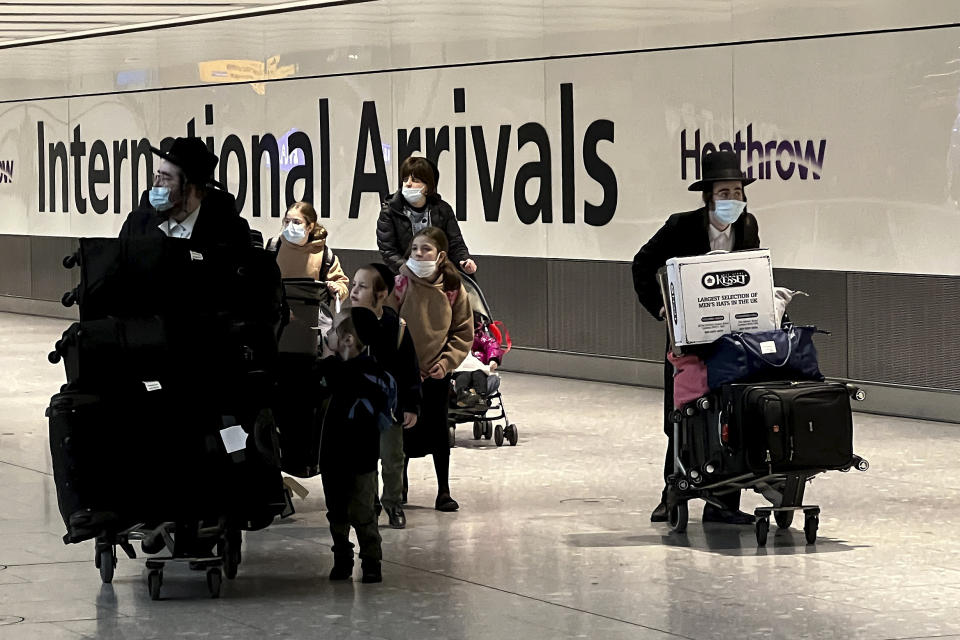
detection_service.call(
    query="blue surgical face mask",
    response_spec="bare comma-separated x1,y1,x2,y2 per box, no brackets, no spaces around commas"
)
282,222,308,246
712,199,747,226
402,187,424,205
148,186,174,212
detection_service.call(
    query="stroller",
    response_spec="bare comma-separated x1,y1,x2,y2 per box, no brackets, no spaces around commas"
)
448,274,519,447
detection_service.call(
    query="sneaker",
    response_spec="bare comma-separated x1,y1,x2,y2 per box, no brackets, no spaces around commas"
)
386,506,406,529
328,558,353,580
361,560,382,584
650,502,668,523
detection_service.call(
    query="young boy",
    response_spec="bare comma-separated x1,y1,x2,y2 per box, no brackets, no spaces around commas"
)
348,263,421,529
317,307,394,583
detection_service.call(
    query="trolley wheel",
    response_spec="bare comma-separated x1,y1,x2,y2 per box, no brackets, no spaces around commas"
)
755,517,770,546
494,424,504,447
206,568,222,598
804,513,819,544
448,426,456,448
147,570,162,600
483,420,492,440
472,420,482,440
667,502,688,533
505,424,519,446
97,546,116,584
221,532,241,580
774,509,794,529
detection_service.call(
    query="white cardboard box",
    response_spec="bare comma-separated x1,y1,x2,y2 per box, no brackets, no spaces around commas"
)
664,249,776,346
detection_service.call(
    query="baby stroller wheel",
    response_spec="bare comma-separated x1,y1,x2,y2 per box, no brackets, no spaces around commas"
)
505,424,519,446
494,424,504,447
472,421,482,440
448,426,456,448
667,502,688,533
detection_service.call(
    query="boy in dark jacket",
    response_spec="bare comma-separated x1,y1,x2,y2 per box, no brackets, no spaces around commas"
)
349,263,422,529
317,307,394,583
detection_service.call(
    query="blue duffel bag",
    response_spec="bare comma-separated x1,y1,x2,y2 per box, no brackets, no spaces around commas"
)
705,325,826,390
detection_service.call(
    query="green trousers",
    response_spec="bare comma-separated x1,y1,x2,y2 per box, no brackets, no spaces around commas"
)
321,470,382,562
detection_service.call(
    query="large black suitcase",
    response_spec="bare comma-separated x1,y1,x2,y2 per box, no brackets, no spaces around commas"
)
682,394,750,482
725,381,854,472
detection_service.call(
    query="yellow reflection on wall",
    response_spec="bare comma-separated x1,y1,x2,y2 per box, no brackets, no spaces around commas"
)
198,56,297,95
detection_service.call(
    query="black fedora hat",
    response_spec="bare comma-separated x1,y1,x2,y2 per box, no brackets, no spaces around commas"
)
687,150,755,191
150,137,218,185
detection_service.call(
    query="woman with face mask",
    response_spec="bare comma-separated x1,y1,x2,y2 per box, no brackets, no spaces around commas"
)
392,227,474,512
376,156,477,276
266,201,349,302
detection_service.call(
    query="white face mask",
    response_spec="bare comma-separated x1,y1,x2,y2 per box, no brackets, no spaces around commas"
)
149,186,175,212
406,257,437,279
282,222,308,246
402,187,424,205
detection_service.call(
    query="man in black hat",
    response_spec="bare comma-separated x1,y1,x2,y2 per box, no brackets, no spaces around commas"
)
632,150,760,525
119,137,251,252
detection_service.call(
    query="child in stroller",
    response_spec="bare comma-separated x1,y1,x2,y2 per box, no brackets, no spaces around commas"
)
449,275,518,447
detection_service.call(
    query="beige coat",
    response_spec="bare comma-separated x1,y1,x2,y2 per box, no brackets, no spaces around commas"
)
274,237,349,301
396,265,474,376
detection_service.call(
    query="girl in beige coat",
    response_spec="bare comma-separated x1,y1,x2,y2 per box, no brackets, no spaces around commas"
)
394,227,473,511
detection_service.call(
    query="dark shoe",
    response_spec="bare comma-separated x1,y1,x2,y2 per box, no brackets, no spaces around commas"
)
328,558,353,581
650,502,668,523
435,494,459,512
361,560,382,584
702,504,756,525
386,506,406,529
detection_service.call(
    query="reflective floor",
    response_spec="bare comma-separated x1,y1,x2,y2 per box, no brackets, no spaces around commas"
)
2,311,959,639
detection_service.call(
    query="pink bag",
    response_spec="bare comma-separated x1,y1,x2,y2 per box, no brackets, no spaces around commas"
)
667,352,709,409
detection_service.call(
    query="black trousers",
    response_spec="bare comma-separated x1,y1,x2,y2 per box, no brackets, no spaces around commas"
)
662,338,740,511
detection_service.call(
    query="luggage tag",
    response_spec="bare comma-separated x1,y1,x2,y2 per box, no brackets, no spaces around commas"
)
759,341,777,355
219,416,248,463
189,250,204,261
142,381,162,392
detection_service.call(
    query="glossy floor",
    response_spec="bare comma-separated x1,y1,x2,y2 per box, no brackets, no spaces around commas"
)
1,312,959,640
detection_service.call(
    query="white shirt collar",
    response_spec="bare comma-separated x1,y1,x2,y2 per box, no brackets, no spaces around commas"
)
707,221,733,251
158,204,201,238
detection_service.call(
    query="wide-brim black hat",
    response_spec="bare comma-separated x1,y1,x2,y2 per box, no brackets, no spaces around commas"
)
688,150,756,191
150,137,218,185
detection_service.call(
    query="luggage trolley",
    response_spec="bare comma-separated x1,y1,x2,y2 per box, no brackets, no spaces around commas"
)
656,268,870,546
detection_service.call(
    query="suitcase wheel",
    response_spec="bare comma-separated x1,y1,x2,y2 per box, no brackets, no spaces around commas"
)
774,509,794,529
96,546,116,584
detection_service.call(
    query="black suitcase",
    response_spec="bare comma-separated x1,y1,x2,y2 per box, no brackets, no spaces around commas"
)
272,353,325,478
682,394,750,481
725,381,854,472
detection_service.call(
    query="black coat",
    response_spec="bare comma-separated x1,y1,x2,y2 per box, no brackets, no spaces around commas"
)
366,307,422,417
376,190,471,274
119,189,252,254
631,207,760,320
316,354,389,475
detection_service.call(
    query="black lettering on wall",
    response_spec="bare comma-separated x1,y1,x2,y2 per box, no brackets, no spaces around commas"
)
514,122,552,224
88,140,110,214
112,140,128,213
37,122,45,212
186,117,196,138
681,128,700,180
204,104,215,154
397,127,422,184
471,124,511,222
219,134,247,213
285,131,314,208
455,124,467,221
426,126,449,167
582,119,617,227
49,140,68,213
131,138,153,205
560,82,575,224
252,133,280,218
318,98,330,218
349,100,389,219
70,125,87,214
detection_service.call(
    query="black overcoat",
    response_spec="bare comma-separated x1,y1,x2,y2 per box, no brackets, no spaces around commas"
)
375,190,471,274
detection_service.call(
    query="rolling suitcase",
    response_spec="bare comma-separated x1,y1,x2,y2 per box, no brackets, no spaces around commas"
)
682,393,749,482
725,381,854,472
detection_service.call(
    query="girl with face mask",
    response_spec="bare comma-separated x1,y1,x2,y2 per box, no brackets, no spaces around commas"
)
392,227,474,512
267,202,350,303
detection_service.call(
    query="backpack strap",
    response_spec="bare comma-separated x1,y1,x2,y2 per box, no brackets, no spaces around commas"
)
318,246,332,282
265,236,280,253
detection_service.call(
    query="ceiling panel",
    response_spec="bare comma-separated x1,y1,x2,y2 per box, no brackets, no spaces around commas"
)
0,1,316,45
